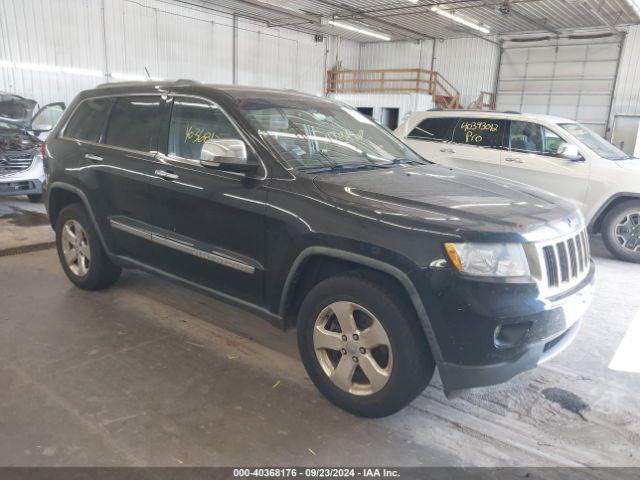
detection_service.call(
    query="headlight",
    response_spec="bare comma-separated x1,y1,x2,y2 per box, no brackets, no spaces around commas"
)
444,242,530,277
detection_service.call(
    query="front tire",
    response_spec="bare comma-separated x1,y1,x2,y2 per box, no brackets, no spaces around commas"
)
27,194,42,203
55,203,122,290
297,272,435,418
602,200,640,263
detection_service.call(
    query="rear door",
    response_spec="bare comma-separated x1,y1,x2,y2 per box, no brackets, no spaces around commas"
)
402,116,457,163
146,95,267,306
445,117,506,177
92,95,168,263
500,120,590,207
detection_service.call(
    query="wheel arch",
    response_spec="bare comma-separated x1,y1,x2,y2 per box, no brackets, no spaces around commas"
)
279,246,443,363
47,182,111,255
589,193,640,234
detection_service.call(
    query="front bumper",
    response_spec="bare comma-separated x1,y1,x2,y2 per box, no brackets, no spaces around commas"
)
0,156,44,197
414,262,595,396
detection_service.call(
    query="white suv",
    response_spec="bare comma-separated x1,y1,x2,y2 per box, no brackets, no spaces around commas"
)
395,110,640,263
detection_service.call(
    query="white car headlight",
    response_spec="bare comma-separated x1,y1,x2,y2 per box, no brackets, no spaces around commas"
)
444,242,530,277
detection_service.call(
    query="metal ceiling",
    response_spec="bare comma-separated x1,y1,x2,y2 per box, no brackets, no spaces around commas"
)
169,0,640,42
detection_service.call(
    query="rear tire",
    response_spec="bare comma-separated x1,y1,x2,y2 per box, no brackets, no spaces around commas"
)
55,203,122,290
297,272,435,417
602,199,640,263
27,194,42,203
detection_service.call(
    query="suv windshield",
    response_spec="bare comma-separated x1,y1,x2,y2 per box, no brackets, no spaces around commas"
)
238,98,425,170
559,123,630,160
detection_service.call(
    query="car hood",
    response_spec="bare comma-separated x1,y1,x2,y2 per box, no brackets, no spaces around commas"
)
312,163,579,239
615,157,640,172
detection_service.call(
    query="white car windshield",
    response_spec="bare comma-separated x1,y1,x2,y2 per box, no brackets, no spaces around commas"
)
559,123,630,160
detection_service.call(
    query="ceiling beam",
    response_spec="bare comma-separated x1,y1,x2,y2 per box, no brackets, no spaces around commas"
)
509,7,561,35
583,0,621,35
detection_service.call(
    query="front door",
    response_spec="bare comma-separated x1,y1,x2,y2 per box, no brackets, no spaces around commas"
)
147,95,267,306
500,120,590,208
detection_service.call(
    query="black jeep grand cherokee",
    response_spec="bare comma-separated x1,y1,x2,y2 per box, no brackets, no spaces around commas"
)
43,81,595,417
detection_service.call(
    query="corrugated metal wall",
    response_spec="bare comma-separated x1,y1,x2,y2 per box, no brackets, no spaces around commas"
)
612,25,640,117
0,0,328,104
358,41,432,70
433,37,500,108
358,38,500,108
326,36,361,70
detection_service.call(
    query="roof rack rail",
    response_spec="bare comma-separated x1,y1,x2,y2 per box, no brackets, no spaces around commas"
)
502,110,521,114
95,78,200,88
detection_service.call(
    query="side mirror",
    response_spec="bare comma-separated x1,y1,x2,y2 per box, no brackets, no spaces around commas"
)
200,139,257,174
557,143,583,161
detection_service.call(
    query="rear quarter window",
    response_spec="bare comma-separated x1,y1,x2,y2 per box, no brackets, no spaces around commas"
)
64,98,113,143
407,117,456,141
452,118,505,148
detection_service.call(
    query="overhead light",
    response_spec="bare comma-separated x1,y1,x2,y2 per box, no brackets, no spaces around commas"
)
624,0,640,16
431,6,491,34
328,20,391,41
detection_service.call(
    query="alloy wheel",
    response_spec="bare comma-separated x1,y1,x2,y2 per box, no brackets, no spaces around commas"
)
615,212,640,252
313,301,393,396
61,219,91,276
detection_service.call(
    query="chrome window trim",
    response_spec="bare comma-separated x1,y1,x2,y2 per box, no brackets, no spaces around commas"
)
59,91,268,181
109,219,255,274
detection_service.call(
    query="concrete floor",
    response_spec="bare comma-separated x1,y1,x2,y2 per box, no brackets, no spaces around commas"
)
0,197,53,254
0,223,639,466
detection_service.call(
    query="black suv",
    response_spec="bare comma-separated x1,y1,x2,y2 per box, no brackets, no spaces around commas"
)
43,81,595,417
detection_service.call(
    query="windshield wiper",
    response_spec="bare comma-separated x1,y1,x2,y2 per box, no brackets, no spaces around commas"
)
299,163,389,174
387,157,427,165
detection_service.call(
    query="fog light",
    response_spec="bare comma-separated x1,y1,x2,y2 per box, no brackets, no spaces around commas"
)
494,322,531,348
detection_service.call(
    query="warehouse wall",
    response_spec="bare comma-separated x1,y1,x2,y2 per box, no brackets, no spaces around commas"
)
433,37,500,108
612,25,640,117
358,38,500,107
0,0,330,105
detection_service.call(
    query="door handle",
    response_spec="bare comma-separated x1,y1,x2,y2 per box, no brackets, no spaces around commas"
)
155,169,179,181
440,148,455,154
505,157,524,163
84,153,103,162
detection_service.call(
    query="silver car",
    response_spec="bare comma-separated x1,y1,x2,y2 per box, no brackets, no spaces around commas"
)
0,93,65,202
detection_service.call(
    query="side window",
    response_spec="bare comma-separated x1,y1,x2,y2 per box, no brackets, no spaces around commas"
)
542,126,563,156
64,98,113,143
407,117,456,142
104,96,163,152
509,121,544,154
168,97,241,161
452,118,505,148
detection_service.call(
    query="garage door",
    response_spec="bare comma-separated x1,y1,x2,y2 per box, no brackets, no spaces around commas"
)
496,38,622,137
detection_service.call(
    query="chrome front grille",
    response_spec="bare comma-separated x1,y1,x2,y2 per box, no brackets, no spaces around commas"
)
0,152,34,175
538,228,590,291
